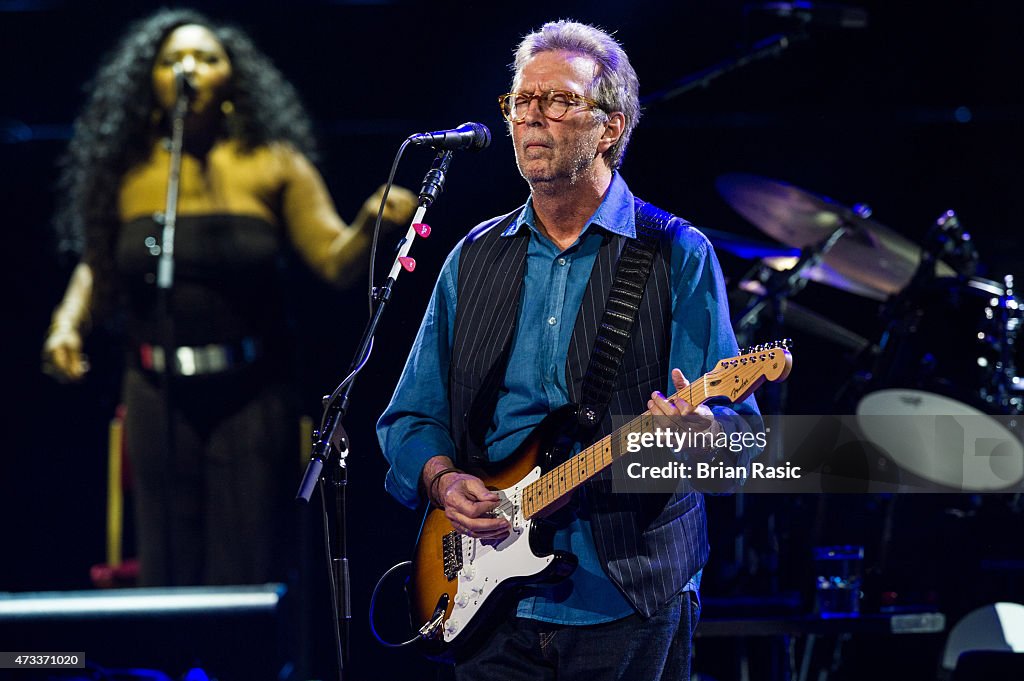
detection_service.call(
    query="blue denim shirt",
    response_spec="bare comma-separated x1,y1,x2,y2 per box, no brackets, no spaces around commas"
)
378,173,756,623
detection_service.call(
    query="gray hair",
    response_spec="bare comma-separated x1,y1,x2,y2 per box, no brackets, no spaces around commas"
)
512,19,640,170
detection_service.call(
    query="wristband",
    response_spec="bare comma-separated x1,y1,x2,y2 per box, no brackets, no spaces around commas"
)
428,467,462,508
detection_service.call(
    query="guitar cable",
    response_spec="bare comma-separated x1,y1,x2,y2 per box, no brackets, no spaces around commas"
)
369,560,424,647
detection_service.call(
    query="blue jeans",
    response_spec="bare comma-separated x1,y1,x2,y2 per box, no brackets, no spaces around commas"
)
452,591,700,681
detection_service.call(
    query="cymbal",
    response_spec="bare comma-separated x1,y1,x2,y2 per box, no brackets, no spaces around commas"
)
759,255,890,301
698,226,800,261
716,173,953,298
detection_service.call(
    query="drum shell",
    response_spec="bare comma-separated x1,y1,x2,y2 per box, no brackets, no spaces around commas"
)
868,276,1020,415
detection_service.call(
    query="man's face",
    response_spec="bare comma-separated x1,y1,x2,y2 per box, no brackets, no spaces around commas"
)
510,50,607,189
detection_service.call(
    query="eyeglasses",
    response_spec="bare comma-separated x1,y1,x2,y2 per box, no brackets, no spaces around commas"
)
497,90,604,123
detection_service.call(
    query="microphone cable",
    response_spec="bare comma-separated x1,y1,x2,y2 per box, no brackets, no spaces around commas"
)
367,137,412,320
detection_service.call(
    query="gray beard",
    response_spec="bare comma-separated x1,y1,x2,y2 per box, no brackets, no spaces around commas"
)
517,135,598,195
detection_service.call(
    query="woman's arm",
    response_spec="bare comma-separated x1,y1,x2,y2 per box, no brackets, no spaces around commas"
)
42,262,94,381
277,145,417,287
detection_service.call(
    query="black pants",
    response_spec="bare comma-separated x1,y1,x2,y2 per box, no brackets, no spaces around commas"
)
452,591,700,681
123,366,296,586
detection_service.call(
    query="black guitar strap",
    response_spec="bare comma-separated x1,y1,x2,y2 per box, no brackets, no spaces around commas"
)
576,198,673,430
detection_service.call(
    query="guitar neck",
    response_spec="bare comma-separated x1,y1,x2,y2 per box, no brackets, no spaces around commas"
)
518,342,790,519
520,380,711,519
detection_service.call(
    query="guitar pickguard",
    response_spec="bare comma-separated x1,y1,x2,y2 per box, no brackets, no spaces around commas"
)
440,466,555,642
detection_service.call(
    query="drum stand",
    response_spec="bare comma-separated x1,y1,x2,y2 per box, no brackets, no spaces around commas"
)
734,215,855,345
854,211,1024,613
870,210,980,393
734,217,858,408
730,219,863,598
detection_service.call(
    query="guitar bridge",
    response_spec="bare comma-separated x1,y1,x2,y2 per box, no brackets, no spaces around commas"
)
442,530,464,581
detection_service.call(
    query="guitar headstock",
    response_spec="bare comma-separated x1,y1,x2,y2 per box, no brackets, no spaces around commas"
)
741,339,793,382
706,339,793,402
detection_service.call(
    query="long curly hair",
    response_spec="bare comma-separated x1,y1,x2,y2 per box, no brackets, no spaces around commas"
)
54,7,317,316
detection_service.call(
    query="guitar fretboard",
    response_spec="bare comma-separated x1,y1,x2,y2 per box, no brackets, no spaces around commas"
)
519,348,784,519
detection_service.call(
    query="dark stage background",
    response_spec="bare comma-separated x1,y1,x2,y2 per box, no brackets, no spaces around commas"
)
2,1,1022,680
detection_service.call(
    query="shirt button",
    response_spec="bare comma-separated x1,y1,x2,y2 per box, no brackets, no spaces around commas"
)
548,316,557,326
557,257,567,266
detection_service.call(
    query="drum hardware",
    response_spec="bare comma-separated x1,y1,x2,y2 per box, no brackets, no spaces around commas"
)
736,279,875,356
715,172,956,300
760,254,890,301
918,209,980,281
855,211,1023,491
731,218,858,352
870,211,1017,409
714,173,1023,489
715,173,896,367
713,174,1022,614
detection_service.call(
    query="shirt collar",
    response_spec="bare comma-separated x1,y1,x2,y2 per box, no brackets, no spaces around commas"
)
500,172,636,239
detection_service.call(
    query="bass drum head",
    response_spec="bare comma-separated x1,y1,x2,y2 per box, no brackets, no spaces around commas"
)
855,389,1024,491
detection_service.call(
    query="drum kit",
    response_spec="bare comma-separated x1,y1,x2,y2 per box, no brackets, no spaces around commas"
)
710,172,1024,492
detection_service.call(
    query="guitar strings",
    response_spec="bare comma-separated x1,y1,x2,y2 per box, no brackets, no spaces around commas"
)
520,354,776,516
489,346,785,521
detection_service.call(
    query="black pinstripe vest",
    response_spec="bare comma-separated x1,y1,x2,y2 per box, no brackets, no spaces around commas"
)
449,198,709,617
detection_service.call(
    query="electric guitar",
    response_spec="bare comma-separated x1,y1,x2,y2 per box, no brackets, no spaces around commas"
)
408,340,792,661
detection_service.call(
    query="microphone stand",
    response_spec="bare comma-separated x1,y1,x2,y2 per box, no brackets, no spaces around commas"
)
154,82,189,584
295,149,455,679
642,2,869,107
641,31,805,106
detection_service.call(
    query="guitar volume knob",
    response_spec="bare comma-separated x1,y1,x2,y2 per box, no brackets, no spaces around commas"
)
444,618,460,637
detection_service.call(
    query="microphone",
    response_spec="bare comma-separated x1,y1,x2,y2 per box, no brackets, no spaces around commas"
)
748,2,868,29
409,122,491,151
172,62,197,100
